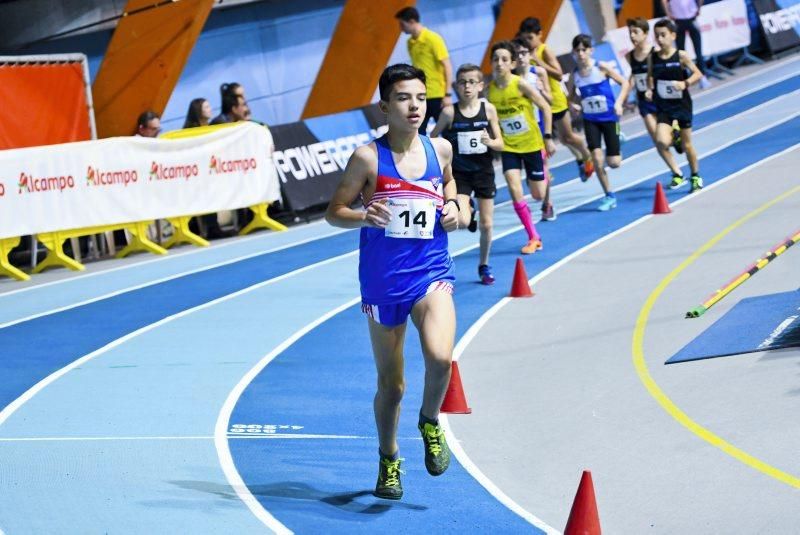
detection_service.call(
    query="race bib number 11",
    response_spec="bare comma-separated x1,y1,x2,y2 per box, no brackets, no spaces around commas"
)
385,198,435,239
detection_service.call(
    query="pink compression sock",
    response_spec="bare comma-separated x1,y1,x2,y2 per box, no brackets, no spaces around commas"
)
513,200,539,240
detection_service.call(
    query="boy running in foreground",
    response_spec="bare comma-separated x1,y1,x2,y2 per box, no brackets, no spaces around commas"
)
325,64,466,500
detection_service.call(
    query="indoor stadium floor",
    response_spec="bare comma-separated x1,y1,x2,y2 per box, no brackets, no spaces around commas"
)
1,51,799,534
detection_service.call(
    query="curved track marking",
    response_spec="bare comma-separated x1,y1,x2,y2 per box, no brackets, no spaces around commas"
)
632,184,800,489
444,143,800,528
0,219,337,298
0,251,357,428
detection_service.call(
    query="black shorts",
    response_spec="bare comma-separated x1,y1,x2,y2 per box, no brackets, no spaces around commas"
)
584,120,621,156
454,169,496,199
501,151,545,181
656,109,692,129
552,109,568,123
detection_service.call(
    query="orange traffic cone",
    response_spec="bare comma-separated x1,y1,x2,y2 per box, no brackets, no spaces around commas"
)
564,470,601,535
509,258,534,297
440,361,472,414
652,182,671,214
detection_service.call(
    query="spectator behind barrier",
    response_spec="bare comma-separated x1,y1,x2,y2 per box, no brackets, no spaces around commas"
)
183,98,212,129
136,110,161,137
210,93,248,125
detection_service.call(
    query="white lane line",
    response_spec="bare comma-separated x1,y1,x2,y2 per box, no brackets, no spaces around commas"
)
0,250,358,429
7,83,791,332
2,59,790,306
0,219,341,299
0,230,352,331
442,141,800,533
3,61,792,327
622,54,800,136
215,298,358,535
0,434,423,442
2,90,795,531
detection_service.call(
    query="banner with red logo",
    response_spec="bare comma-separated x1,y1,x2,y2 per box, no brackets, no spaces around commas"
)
0,122,278,239
605,0,751,78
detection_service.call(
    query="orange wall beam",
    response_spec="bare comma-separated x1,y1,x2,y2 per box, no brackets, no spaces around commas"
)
480,0,562,74
617,0,654,27
302,0,410,119
92,0,214,138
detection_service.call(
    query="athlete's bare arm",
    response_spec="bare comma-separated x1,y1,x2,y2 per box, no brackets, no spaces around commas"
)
599,62,630,117
325,144,391,229
482,102,505,152
431,138,463,231
618,53,635,105
677,50,703,88
537,68,553,103
537,46,564,80
519,77,556,156
430,105,455,138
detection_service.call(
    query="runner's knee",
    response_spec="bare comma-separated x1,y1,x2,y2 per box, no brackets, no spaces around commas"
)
377,376,405,404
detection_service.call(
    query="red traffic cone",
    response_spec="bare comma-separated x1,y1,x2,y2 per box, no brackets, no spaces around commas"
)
440,361,472,414
652,182,671,214
509,258,534,297
564,470,601,535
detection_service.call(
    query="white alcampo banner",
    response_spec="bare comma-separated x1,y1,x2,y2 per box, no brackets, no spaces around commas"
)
0,122,279,239
605,0,751,77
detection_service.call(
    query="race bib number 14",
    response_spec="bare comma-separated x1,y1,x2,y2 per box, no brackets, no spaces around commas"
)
385,198,435,239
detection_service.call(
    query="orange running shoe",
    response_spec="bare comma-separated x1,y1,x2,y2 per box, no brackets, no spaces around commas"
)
583,159,595,179
521,239,543,254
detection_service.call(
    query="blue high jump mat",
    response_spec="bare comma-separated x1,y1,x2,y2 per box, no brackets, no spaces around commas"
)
667,290,800,364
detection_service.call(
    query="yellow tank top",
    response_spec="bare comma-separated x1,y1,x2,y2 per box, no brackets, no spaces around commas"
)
535,44,568,114
487,75,542,153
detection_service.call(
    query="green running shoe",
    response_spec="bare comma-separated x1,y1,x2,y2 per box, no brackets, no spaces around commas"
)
418,421,451,476
374,456,404,500
672,125,684,154
690,174,704,193
668,175,686,190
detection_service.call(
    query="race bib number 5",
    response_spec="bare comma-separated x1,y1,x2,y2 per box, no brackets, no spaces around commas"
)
385,198,435,239
457,131,487,155
500,115,530,136
657,79,682,99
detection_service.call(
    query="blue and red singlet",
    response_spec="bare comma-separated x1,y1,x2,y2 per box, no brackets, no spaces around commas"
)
359,134,455,326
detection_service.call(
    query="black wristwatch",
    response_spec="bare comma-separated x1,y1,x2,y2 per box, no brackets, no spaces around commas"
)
445,92,452,97
543,133,553,140
445,198,460,211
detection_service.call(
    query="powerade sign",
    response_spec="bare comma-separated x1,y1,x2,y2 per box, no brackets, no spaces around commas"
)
754,0,800,54
271,104,388,211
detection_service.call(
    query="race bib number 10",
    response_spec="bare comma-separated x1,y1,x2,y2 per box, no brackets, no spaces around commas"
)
385,198,435,239
500,115,530,136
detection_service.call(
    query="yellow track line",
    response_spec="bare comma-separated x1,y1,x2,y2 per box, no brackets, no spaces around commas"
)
632,184,800,488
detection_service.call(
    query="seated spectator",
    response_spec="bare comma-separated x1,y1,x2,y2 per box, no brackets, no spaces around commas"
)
135,110,161,137
210,93,248,125
183,98,212,129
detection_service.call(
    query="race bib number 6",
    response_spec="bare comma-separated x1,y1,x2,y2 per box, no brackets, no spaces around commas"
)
500,115,530,136
657,79,682,99
385,198,435,239
457,131,487,155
